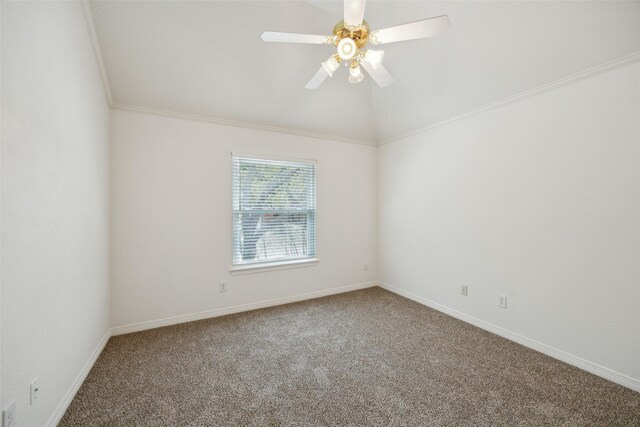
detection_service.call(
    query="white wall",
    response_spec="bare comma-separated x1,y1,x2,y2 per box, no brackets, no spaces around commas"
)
1,2,110,426
0,1,3,418
2,6,637,426
110,109,377,329
378,61,640,386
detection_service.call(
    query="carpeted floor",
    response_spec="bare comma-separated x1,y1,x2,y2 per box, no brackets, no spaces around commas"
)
60,287,640,426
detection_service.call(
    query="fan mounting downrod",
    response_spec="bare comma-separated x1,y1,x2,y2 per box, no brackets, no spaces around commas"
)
331,20,370,48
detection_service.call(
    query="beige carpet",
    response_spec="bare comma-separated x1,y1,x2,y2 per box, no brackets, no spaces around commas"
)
60,287,640,426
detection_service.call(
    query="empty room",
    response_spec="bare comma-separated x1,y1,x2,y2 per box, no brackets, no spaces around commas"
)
1,0,639,425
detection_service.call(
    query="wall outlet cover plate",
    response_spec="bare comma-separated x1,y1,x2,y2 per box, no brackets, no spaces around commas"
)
498,293,507,308
3,401,17,427
30,377,40,404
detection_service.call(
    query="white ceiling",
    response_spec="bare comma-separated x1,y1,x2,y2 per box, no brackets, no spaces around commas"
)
89,0,640,143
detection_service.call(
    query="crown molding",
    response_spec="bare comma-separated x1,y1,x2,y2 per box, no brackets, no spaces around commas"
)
81,0,113,106
378,49,640,146
82,0,639,148
81,0,374,147
111,103,377,146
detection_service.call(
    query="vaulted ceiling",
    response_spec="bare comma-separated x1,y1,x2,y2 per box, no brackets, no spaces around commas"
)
89,1,640,144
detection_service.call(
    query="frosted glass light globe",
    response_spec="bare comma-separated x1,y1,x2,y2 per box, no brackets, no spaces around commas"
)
363,49,384,70
321,56,340,77
337,38,357,60
349,65,364,84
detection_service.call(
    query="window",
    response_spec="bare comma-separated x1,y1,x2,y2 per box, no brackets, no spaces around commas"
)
232,155,316,269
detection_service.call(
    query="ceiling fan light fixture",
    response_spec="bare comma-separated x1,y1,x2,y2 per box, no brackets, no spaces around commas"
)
337,37,357,60
261,1,450,89
363,49,384,70
321,55,341,77
348,63,364,84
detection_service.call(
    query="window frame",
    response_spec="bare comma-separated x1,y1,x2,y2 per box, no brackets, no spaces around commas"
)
229,153,318,274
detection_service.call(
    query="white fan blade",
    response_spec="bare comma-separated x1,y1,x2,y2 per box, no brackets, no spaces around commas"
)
344,0,366,27
370,15,450,45
305,66,329,89
261,32,330,44
360,61,394,88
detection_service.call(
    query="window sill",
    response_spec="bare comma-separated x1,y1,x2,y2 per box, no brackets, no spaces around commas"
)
230,258,319,275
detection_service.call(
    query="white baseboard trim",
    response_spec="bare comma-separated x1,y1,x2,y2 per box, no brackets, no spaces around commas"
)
377,282,640,393
44,280,636,427
111,281,377,336
46,329,111,427
42,282,376,426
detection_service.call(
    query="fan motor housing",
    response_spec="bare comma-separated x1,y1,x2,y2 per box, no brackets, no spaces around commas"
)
332,20,370,48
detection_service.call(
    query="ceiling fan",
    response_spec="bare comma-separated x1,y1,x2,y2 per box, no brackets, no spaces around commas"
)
261,0,450,89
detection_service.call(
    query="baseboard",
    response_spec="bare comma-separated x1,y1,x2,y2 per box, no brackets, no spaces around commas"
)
44,279,636,427
377,282,640,393
43,282,375,425
111,281,377,336
45,329,111,427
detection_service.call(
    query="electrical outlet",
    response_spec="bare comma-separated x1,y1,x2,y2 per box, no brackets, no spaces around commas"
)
460,285,468,296
2,401,16,427
498,294,507,308
219,282,228,292
30,377,40,404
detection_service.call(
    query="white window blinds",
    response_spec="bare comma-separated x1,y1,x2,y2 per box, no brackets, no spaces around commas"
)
232,155,316,266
